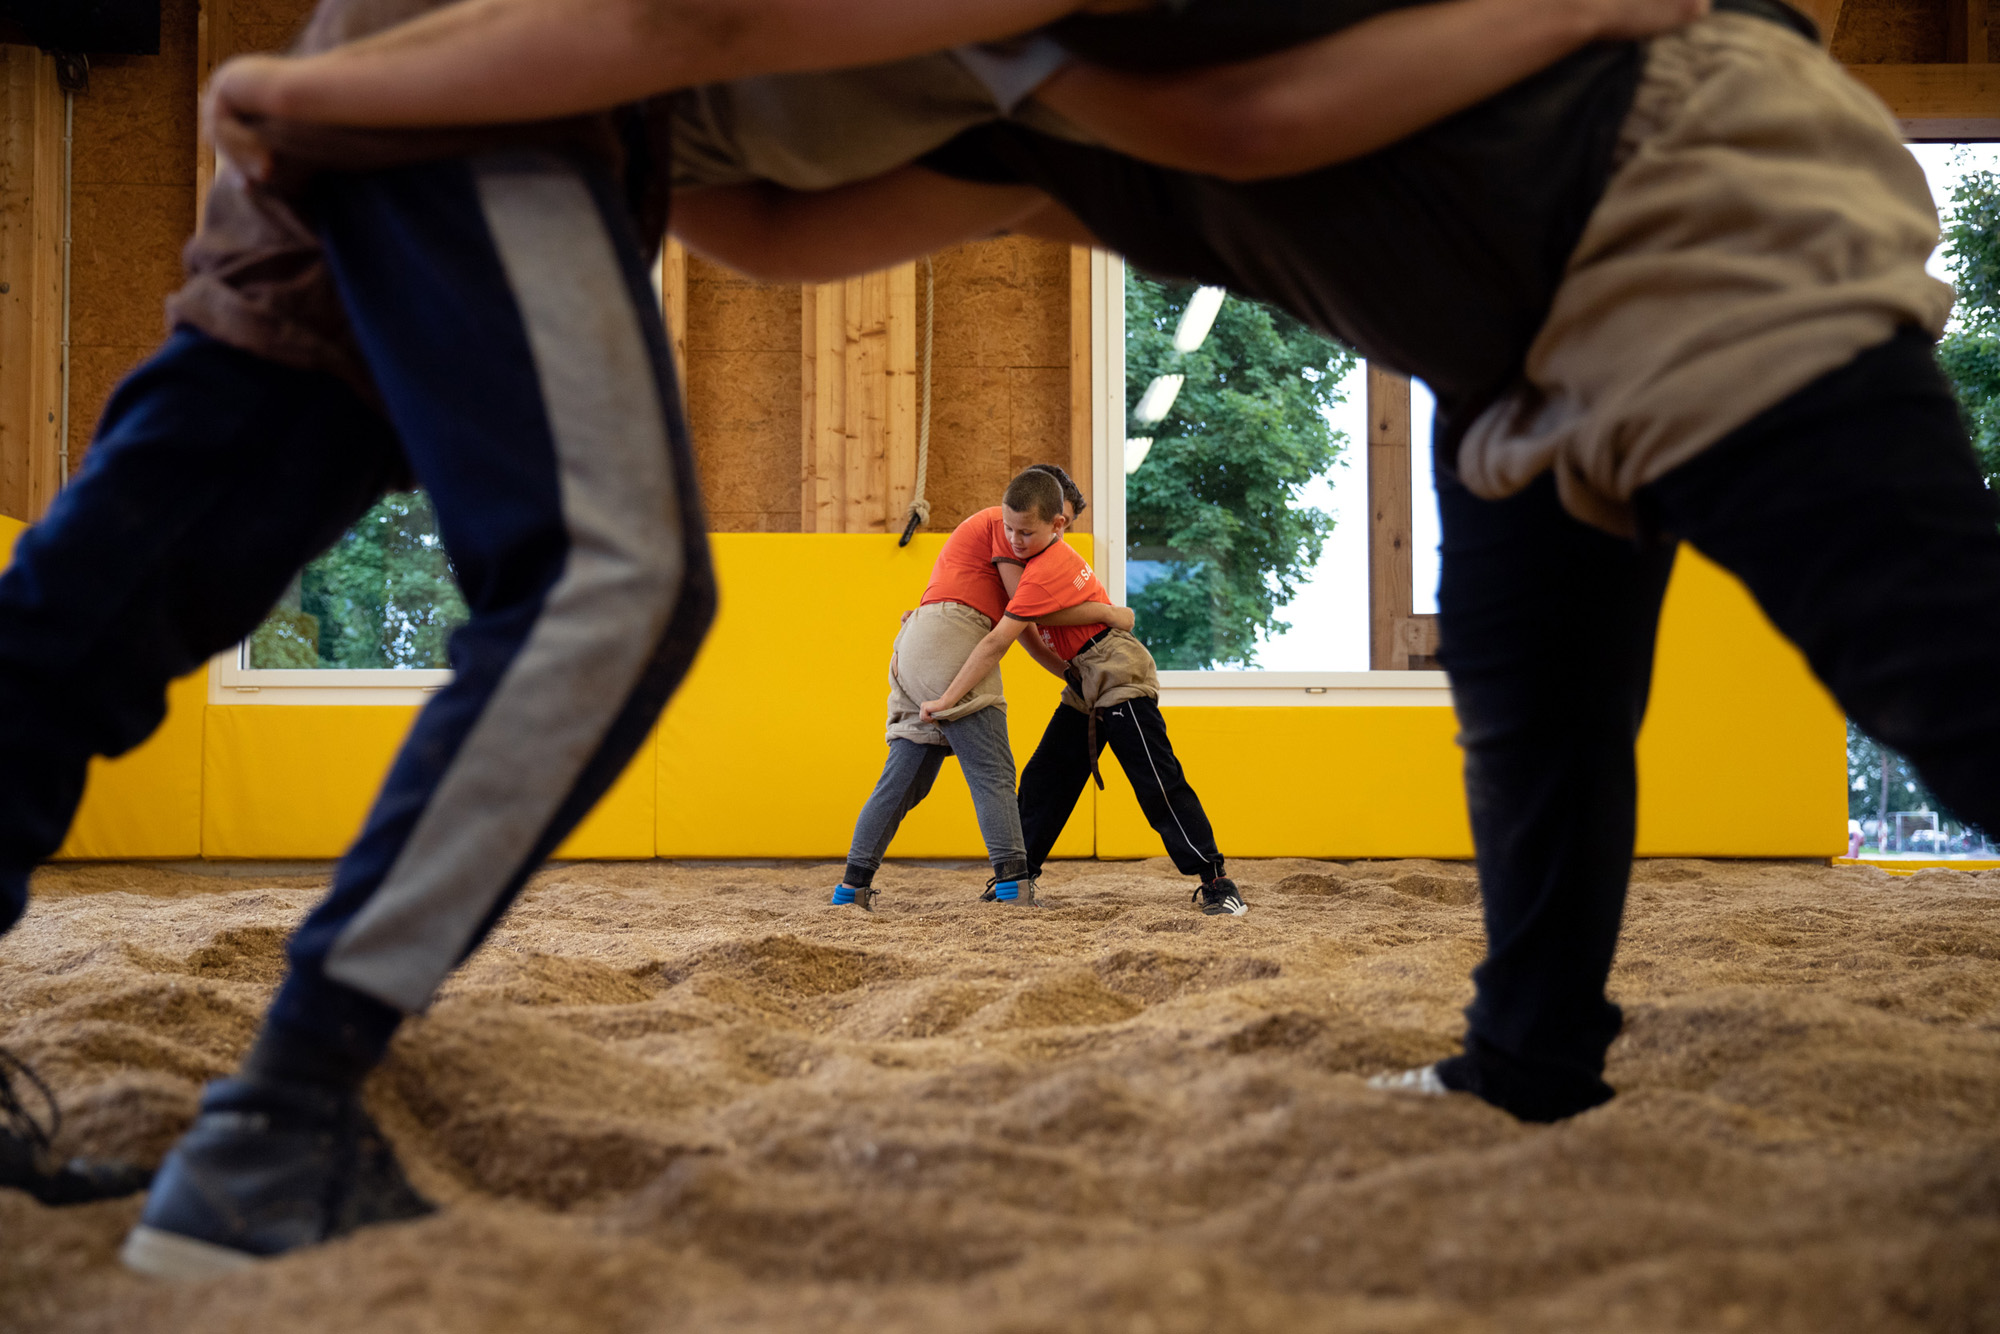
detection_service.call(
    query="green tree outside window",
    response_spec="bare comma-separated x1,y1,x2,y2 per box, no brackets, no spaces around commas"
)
1124,274,1356,670
247,491,469,670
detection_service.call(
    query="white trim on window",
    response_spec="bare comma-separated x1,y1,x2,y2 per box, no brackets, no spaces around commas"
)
1097,256,1447,697
209,644,449,707
1089,248,1126,604
1158,669,1450,707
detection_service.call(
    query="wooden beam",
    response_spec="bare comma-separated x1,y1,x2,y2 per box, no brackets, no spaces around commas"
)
0,45,64,522
801,281,841,531
195,0,237,222
1948,0,1989,65
658,237,687,377
1792,0,1845,47
801,265,918,532
1847,63,2000,138
1366,364,1412,671
1068,246,1093,533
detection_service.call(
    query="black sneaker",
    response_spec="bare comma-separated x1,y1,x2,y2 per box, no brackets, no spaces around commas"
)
120,1077,433,1279
1192,877,1248,917
1,1047,152,1206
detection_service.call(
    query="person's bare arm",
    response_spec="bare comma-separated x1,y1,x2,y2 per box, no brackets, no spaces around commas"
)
1034,0,1709,182
1019,627,1072,680
206,0,1089,132
1037,601,1134,631
674,166,1095,284
921,616,1037,720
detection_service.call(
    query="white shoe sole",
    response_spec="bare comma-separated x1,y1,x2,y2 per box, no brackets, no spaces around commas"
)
1366,1064,1450,1096
120,1225,260,1280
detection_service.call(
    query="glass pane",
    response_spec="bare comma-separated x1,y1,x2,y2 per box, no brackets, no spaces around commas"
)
1839,144,1997,858
1848,722,1993,857
1124,272,1392,670
246,491,470,669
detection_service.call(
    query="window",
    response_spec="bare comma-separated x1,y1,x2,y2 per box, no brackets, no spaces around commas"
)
214,491,467,705
1090,255,1448,704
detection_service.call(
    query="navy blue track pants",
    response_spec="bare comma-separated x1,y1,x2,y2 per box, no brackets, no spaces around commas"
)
0,150,715,1070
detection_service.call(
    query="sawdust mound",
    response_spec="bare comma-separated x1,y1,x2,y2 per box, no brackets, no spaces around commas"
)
3,857,1998,1332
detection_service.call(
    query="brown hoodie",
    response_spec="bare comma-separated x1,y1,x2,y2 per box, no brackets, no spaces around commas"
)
164,0,671,405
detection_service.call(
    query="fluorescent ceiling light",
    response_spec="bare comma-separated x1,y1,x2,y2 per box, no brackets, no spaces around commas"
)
1172,286,1227,353
1132,374,1185,425
1124,437,1154,475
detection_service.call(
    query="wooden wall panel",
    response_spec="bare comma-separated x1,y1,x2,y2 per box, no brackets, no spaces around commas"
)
196,0,313,216
0,47,63,522
65,0,199,468
801,264,918,532
684,254,801,532
1836,0,1953,62
923,235,1072,531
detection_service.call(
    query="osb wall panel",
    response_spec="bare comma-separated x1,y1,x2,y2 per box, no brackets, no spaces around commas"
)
921,235,1072,532
1832,0,1985,62
65,0,199,468
684,255,802,532
228,0,316,56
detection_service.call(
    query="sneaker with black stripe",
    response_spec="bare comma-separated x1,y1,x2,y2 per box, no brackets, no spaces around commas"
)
1192,877,1247,917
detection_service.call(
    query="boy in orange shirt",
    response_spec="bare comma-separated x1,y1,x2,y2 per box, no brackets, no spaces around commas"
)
833,475,1129,910
923,469,1243,916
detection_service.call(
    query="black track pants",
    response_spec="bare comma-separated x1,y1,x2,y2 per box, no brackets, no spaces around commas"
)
1018,698,1223,881
1439,327,2000,1121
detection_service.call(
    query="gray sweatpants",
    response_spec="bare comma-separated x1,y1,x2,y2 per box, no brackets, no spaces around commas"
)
843,707,1025,888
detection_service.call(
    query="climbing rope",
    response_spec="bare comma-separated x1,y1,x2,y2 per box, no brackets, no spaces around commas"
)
898,256,935,547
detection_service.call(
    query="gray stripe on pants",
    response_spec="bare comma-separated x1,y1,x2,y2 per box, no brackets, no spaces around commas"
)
325,155,683,1012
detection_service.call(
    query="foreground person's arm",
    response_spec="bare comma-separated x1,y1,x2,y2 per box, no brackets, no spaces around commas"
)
673,167,1093,284
1034,0,1710,181
205,0,1093,135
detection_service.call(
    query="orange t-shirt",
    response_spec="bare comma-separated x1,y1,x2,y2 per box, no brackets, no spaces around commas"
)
918,507,1010,625
998,532,1110,661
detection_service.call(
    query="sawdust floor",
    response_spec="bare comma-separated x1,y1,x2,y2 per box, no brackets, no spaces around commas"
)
2,857,1998,1333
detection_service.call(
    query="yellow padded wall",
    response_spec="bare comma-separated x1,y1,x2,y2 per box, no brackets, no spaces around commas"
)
1633,546,1845,855
204,705,420,859
1098,544,1844,862
656,533,1093,859
202,705,657,860
1095,705,1472,861
1,515,205,859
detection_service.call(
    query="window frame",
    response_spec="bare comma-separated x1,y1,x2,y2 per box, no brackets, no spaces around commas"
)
209,643,449,706
1093,254,1449,706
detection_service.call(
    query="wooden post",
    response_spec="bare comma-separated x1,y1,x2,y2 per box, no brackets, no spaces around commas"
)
0,46,65,522
1365,363,1442,671
1792,0,1844,47
800,265,917,532
659,238,687,376
1949,0,1989,63
1068,245,1094,532
1366,365,1412,671
195,0,237,222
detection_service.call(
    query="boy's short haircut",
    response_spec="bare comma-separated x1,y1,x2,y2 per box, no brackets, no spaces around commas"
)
1027,463,1086,516
1003,468,1065,522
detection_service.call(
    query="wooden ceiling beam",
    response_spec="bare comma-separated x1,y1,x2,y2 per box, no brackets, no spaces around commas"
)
1848,62,2000,140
